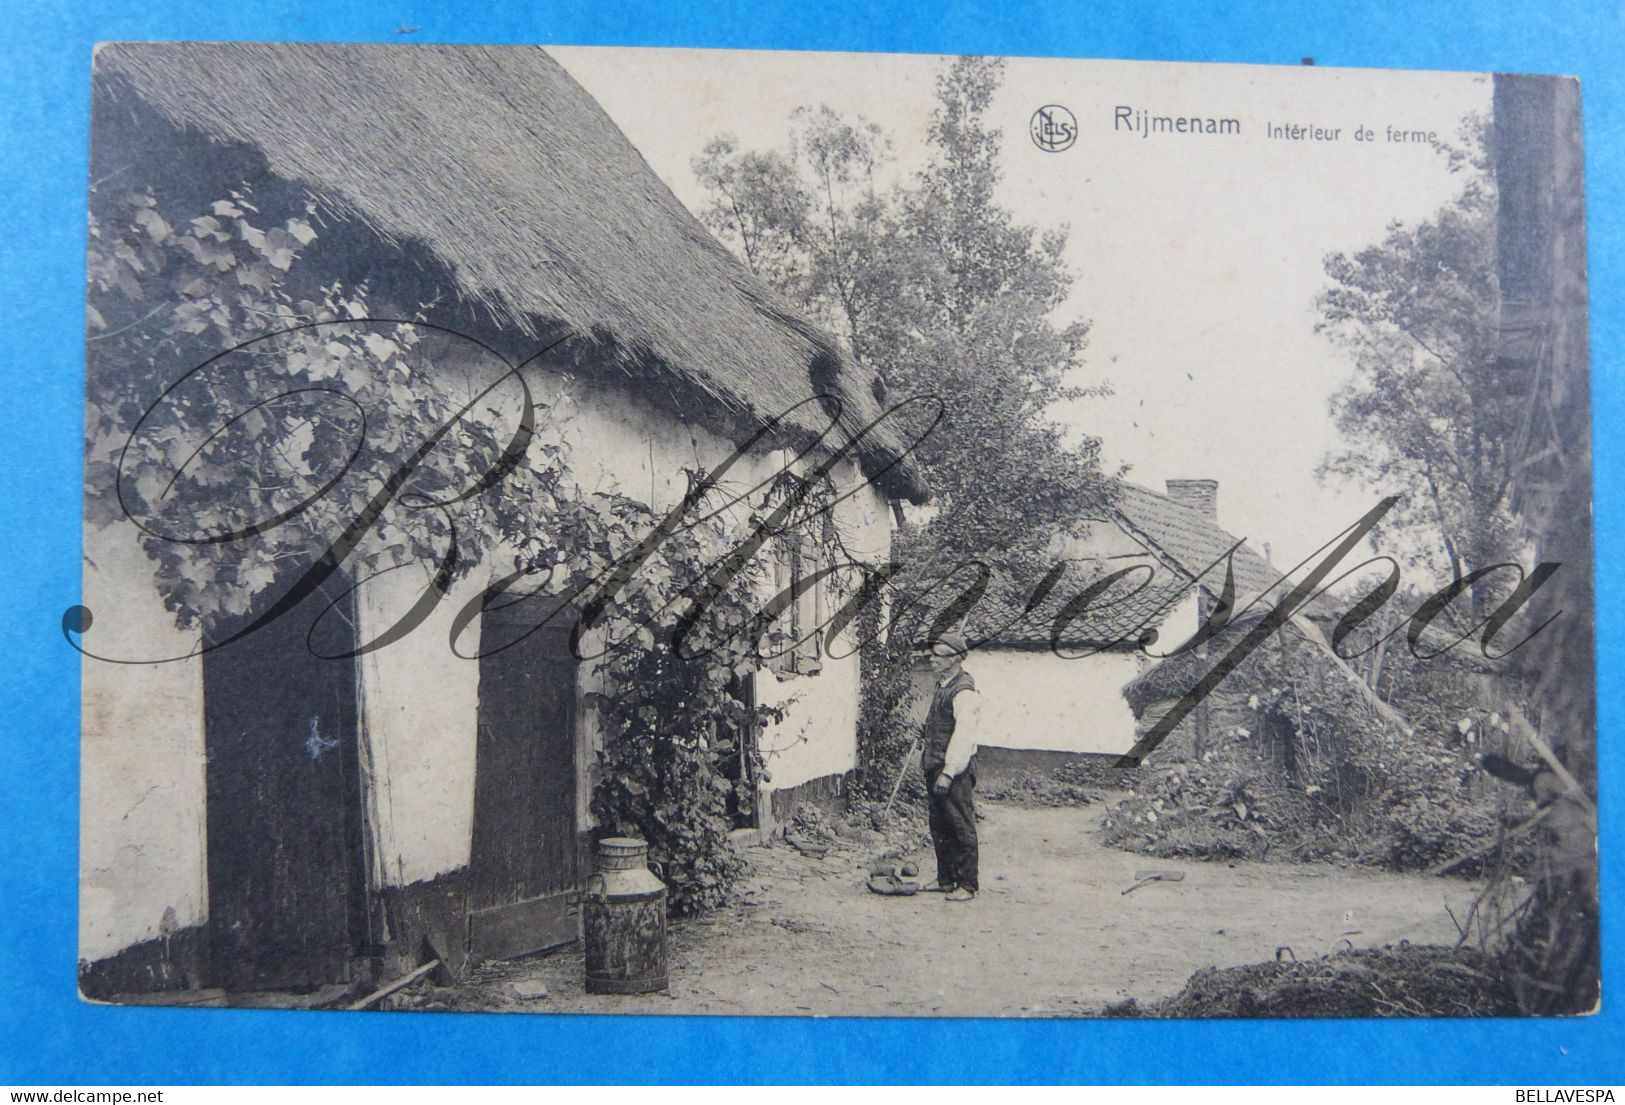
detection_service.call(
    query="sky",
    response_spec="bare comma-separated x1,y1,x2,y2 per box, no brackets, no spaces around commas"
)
553,47,1490,572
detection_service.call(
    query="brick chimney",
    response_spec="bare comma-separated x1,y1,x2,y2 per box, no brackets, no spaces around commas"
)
1165,478,1218,521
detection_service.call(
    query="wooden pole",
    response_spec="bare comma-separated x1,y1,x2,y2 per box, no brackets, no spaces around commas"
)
346,959,441,1011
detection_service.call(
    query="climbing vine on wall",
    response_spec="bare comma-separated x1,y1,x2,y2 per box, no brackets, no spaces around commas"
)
855,596,919,803
540,477,814,916
86,177,860,915
86,181,574,626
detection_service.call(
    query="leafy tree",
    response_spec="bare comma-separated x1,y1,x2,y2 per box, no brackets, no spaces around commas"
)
692,136,812,300
694,57,1115,796
1316,120,1516,617
693,56,1113,584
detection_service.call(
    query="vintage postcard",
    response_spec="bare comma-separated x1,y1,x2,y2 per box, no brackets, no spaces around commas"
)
77,43,1595,1017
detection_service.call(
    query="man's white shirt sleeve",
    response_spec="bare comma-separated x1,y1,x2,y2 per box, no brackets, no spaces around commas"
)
940,689,981,779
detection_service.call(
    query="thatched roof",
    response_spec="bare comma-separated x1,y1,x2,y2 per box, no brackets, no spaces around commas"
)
1120,611,1278,717
1119,603,1486,736
92,42,926,502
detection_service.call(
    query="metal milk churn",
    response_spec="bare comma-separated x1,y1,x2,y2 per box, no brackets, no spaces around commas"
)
583,836,669,994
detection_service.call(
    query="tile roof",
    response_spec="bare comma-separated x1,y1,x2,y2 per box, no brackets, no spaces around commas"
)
1111,483,1298,610
969,483,1346,651
965,559,1195,649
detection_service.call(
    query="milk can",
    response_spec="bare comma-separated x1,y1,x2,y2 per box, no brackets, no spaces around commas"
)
583,836,669,994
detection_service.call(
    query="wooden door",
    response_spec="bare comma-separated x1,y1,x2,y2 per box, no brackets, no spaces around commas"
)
202,569,367,991
468,595,581,959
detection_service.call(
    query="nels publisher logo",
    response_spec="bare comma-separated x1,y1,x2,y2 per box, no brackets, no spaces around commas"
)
1030,104,1077,152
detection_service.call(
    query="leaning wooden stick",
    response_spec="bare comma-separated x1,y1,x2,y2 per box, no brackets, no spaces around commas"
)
347,959,441,1011
881,734,923,820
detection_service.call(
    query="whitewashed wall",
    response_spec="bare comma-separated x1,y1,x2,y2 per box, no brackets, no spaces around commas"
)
968,589,1201,757
79,527,207,963
754,627,862,791
962,649,1146,755
355,565,485,889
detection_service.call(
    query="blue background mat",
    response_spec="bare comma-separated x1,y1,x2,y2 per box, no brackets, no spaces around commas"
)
1,0,1618,1085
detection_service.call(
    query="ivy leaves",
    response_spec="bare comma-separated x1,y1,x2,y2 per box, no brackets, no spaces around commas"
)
554,478,832,914
86,182,565,626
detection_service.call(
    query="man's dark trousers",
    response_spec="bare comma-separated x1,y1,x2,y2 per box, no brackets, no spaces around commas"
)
928,769,978,892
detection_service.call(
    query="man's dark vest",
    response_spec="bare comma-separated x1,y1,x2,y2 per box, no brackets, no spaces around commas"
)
922,670,977,777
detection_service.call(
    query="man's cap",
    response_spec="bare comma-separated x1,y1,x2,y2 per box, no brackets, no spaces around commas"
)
926,632,969,658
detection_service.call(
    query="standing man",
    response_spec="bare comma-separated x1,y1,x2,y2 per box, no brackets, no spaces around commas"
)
920,632,982,902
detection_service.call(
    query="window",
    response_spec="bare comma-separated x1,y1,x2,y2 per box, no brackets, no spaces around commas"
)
768,526,822,677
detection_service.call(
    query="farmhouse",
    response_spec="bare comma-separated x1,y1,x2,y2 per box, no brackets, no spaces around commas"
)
80,44,923,997
955,478,1309,770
